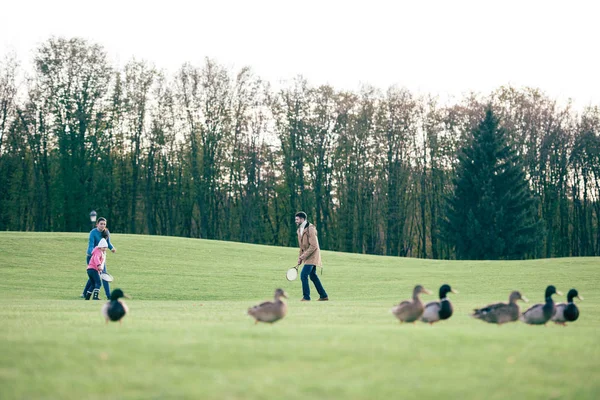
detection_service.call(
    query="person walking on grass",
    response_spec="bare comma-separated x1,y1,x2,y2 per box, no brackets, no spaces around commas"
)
295,211,329,302
86,238,109,300
81,217,116,299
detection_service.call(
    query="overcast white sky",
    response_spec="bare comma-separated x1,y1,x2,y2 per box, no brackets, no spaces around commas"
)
2,0,599,107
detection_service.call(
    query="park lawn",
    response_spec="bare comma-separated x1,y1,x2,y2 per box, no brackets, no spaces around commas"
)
0,232,598,399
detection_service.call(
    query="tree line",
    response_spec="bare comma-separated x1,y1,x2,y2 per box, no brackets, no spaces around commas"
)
0,37,598,259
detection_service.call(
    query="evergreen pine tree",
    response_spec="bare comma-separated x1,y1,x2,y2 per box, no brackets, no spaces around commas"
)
443,107,544,259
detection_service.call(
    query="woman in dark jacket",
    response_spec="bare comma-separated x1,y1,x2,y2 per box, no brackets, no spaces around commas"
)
81,217,116,299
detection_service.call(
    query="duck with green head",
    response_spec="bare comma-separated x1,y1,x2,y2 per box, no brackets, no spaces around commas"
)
520,285,562,325
472,291,528,325
551,288,583,326
248,288,288,324
420,284,459,325
391,285,432,324
101,288,130,325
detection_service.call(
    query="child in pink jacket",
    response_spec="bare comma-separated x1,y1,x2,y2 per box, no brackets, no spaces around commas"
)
85,238,108,300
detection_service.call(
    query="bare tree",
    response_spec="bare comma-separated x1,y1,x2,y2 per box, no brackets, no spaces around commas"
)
0,52,18,154
123,59,156,233
33,37,111,231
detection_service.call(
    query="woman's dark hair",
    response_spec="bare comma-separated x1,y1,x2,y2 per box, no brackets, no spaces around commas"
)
97,217,107,224
101,229,110,239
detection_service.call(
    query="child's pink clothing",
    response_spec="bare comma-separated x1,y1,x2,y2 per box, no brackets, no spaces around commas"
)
87,246,106,271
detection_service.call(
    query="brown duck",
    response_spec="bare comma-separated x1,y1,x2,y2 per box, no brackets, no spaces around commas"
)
472,291,528,325
391,285,432,323
248,288,288,324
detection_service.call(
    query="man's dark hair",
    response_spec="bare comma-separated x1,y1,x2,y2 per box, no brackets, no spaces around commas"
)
295,211,307,220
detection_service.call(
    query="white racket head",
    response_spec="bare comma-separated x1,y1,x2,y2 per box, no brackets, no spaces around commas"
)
100,273,114,282
286,266,298,281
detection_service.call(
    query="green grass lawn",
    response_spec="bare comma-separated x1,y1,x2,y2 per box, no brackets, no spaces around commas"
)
0,232,598,400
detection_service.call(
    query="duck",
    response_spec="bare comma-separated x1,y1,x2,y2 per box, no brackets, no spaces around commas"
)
248,288,288,324
102,288,130,325
420,284,458,324
551,288,583,326
520,285,562,325
391,285,432,323
472,291,528,325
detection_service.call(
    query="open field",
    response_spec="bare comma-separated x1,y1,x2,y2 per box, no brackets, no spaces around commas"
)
0,232,599,399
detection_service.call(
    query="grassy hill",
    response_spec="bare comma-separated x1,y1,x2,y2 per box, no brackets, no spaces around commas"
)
0,232,598,399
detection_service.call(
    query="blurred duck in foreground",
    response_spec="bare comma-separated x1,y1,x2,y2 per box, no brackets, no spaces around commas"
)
551,288,583,326
391,285,432,324
420,284,458,325
248,288,288,324
520,285,562,325
102,288,130,325
472,291,528,325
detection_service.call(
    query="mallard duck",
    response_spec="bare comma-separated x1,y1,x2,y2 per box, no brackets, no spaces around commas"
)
520,285,562,325
420,284,458,324
101,288,130,325
551,288,583,326
391,285,432,323
248,288,288,324
472,291,528,325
